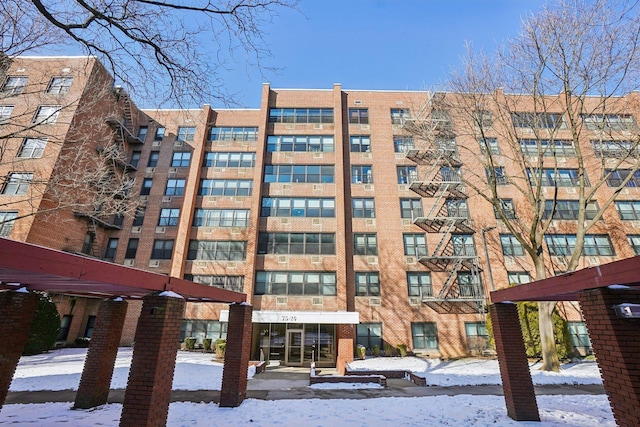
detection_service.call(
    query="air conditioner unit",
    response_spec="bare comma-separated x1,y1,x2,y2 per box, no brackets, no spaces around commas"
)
148,260,160,267
123,259,134,266
311,256,322,264
398,185,407,191
362,152,372,159
313,184,323,191
367,256,378,265
231,227,241,235
282,184,292,191
312,297,323,305
205,196,217,204
152,140,161,147
280,218,290,225
213,167,222,173
369,298,381,306
278,256,288,263
364,184,373,191
313,124,323,130
138,196,148,202
174,140,183,147
409,297,421,306
162,196,172,203
405,256,416,264
131,226,141,233
276,297,288,304
168,167,177,174
312,218,321,226
402,219,412,226
155,226,166,234
313,152,323,159
365,219,376,226
227,261,237,268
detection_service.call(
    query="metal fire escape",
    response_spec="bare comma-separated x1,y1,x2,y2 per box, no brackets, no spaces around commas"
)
405,103,485,314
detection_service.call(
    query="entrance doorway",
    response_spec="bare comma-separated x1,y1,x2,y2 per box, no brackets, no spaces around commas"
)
252,323,336,367
286,329,303,365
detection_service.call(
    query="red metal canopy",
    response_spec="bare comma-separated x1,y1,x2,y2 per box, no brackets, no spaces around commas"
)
490,255,640,303
0,237,246,302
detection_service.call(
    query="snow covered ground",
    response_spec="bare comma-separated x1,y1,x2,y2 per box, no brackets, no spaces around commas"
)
1,348,614,426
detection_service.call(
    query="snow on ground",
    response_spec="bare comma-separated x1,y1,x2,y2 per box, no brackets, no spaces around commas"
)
1,348,614,426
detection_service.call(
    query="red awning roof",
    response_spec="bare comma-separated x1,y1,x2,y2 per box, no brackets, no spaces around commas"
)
490,255,640,303
0,237,246,303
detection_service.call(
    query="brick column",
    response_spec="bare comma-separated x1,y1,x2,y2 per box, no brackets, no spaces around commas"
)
220,303,253,407
119,292,185,427
336,324,355,375
490,303,540,421
578,287,640,427
0,290,38,409
74,297,128,409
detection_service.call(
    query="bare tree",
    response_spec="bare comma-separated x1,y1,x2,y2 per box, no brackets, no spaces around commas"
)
404,0,640,371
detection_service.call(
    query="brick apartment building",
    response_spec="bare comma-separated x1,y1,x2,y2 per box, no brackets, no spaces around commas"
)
2,56,639,367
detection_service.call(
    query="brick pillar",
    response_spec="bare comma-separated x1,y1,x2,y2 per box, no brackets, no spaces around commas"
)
220,303,252,407
0,290,38,409
74,298,128,409
490,303,540,421
119,292,185,427
578,287,640,427
336,324,355,375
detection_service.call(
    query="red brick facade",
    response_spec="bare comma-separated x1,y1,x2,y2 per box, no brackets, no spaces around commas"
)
219,303,253,407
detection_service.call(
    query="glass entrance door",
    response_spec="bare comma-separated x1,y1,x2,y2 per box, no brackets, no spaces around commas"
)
286,329,303,366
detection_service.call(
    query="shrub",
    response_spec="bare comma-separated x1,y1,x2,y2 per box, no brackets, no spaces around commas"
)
383,343,393,356
372,344,380,357
203,338,212,351
356,344,366,359
215,338,226,359
73,337,91,348
184,337,196,350
397,344,408,357
23,292,60,355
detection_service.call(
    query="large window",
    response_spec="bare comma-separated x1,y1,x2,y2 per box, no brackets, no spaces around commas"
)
403,233,427,257
165,179,185,196
185,274,244,292
479,138,500,155
154,127,165,140
582,114,636,131
354,234,378,256
457,272,481,297
512,112,565,129
193,209,250,227
446,199,469,218
148,151,159,167
257,232,336,255
199,179,252,196
357,323,382,351
567,321,592,351
203,152,255,168
254,271,337,295
0,211,17,237
46,77,73,94
0,105,14,124
400,198,423,219
209,127,258,142
2,172,33,195
452,235,476,256
465,322,489,352
397,166,417,184
265,165,334,183
627,235,640,255
544,200,598,220
1,76,27,96
125,238,139,259
140,178,153,195
529,168,584,187
261,197,335,217
151,239,174,259
545,234,615,256
187,240,247,260
353,198,375,218
351,165,373,184
268,108,334,123
137,127,148,141
171,152,191,167
349,108,369,124
33,105,61,124
411,322,438,350
177,126,196,142
507,271,531,285
606,169,640,187
17,138,47,158
158,208,181,226
181,320,227,344
494,199,515,219
486,167,508,185
391,108,411,125
500,234,525,256
407,272,432,298
591,140,638,158
350,136,371,152
355,272,380,296
519,139,576,157
393,136,414,153
440,166,461,182
266,135,334,152
104,238,118,261
130,151,141,168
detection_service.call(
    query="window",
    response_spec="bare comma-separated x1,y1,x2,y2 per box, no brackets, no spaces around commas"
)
353,198,375,218
165,179,185,196
57,315,72,341
407,272,432,298
17,138,47,158
617,201,640,220
500,234,524,256
46,77,73,94
465,322,489,352
397,166,417,184
147,151,159,167
140,178,153,195
529,168,584,187
33,105,61,124
519,139,576,157
355,272,380,296
254,271,337,296
151,239,174,259
154,127,165,140
350,136,371,152
171,151,191,167
356,323,382,351
544,200,598,220
158,208,180,226
474,110,493,129
567,321,592,351
606,169,640,187
84,316,96,338
627,235,640,255
125,238,139,259
180,320,228,343
130,151,141,168
187,240,247,261
400,198,423,219
209,127,258,142
507,271,531,285
2,172,33,195
452,235,476,256
457,272,481,297
351,165,373,184
411,322,438,349
104,238,118,261
447,199,469,218
440,166,461,182
582,114,636,131
260,198,335,218
199,179,252,196
494,199,515,219
391,108,411,125
591,140,638,158
403,233,427,257
266,135,334,152
349,108,369,124
1,76,27,96
0,211,17,237
512,112,565,129
185,274,244,292
354,233,378,256
486,167,508,185
479,138,500,155
203,152,256,168
545,234,615,256
81,232,95,255
193,209,250,227
268,108,334,124
177,126,196,142
137,126,148,141
0,105,14,124
264,164,334,183
393,136,414,153
132,206,145,226
257,233,336,255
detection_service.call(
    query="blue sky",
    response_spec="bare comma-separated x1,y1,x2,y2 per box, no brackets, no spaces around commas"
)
223,0,547,108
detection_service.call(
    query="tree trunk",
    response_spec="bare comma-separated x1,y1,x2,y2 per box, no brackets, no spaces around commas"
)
538,300,560,372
